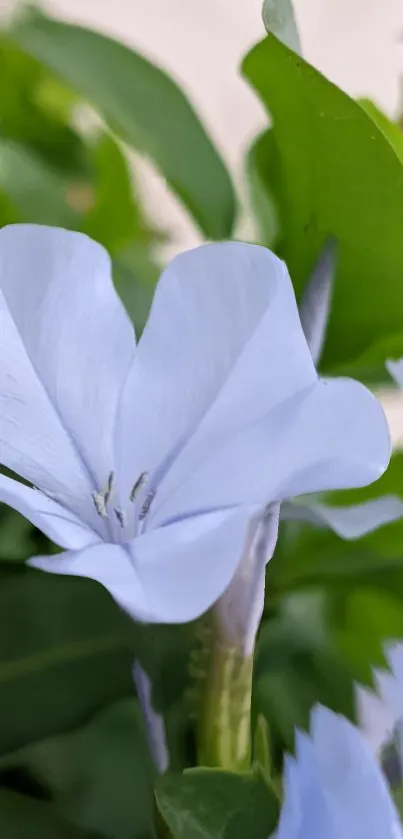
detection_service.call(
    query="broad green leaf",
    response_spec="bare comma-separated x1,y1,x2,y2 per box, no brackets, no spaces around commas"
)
10,8,236,239
113,248,159,336
0,789,99,838
245,130,279,248
82,131,163,335
0,139,79,227
0,506,42,561
255,595,356,754
156,767,279,839
0,36,87,175
82,132,162,254
243,36,403,374
0,566,135,754
331,588,403,683
262,0,301,53
1,699,156,839
359,99,403,162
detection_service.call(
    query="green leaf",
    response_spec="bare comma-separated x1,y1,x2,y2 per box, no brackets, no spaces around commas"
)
10,7,236,239
331,587,403,683
0,789,99,838
82,132,162,254
1,699,156,839
113,248,159,337
0,36,87,175
255,595,356,753
245,130,279,248
0,566,135,754
0,139,78,227
156,767,279,839
262,0,301,53
242,35,403,374
359,99,403,162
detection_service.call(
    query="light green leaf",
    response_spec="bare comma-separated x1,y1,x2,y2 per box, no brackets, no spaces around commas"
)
242,36,403,374
359,98,403,162
156,767,278,839
262,0,301,53
0,566,135,754
10,7,236,239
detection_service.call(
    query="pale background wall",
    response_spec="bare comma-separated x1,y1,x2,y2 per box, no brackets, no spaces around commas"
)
2,0,403,441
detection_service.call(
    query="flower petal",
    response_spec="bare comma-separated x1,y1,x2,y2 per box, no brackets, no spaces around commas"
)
129,507,254,623
281,495,403,539
298,239,336,366
29,542,150,621
115,242,317,500
0,224,135,498
153,378,390,523
0,288,95,522
213,504,280,656
310,706,402,837
278,706,402,839
31,508,254,624
387,358,403,389
0,473,99,551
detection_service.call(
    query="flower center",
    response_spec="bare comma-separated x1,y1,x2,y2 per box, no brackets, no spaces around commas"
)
91,470,156,539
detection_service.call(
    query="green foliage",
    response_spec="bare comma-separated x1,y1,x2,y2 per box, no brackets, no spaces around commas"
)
0,566,135,754
0,699,156,839
156,767,279,839
243,35,403,377
10,6,236,240
0,790,100,838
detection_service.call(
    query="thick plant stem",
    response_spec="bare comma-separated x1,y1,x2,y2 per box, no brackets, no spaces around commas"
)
197,506,280,771
198,628,254,771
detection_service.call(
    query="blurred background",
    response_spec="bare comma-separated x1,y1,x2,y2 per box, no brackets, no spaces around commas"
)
0,0,399,251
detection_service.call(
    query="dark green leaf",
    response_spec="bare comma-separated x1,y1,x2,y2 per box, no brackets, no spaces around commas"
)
0,566,135,754
0,789,99,838
1,699,156,839
243,36,403,375
255,595,356,753
156,767,278,839
10,8,236,239
0,36,87,175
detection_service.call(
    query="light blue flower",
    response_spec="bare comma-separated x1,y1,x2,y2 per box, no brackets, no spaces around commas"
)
0,225,391,624
277,705,402,839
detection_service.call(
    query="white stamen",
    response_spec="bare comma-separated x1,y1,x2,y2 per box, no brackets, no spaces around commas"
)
92,471,114,518
92,491,108,518
130,471,149,502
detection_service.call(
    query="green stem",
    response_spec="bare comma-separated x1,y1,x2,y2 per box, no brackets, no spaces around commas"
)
198,627,254,772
